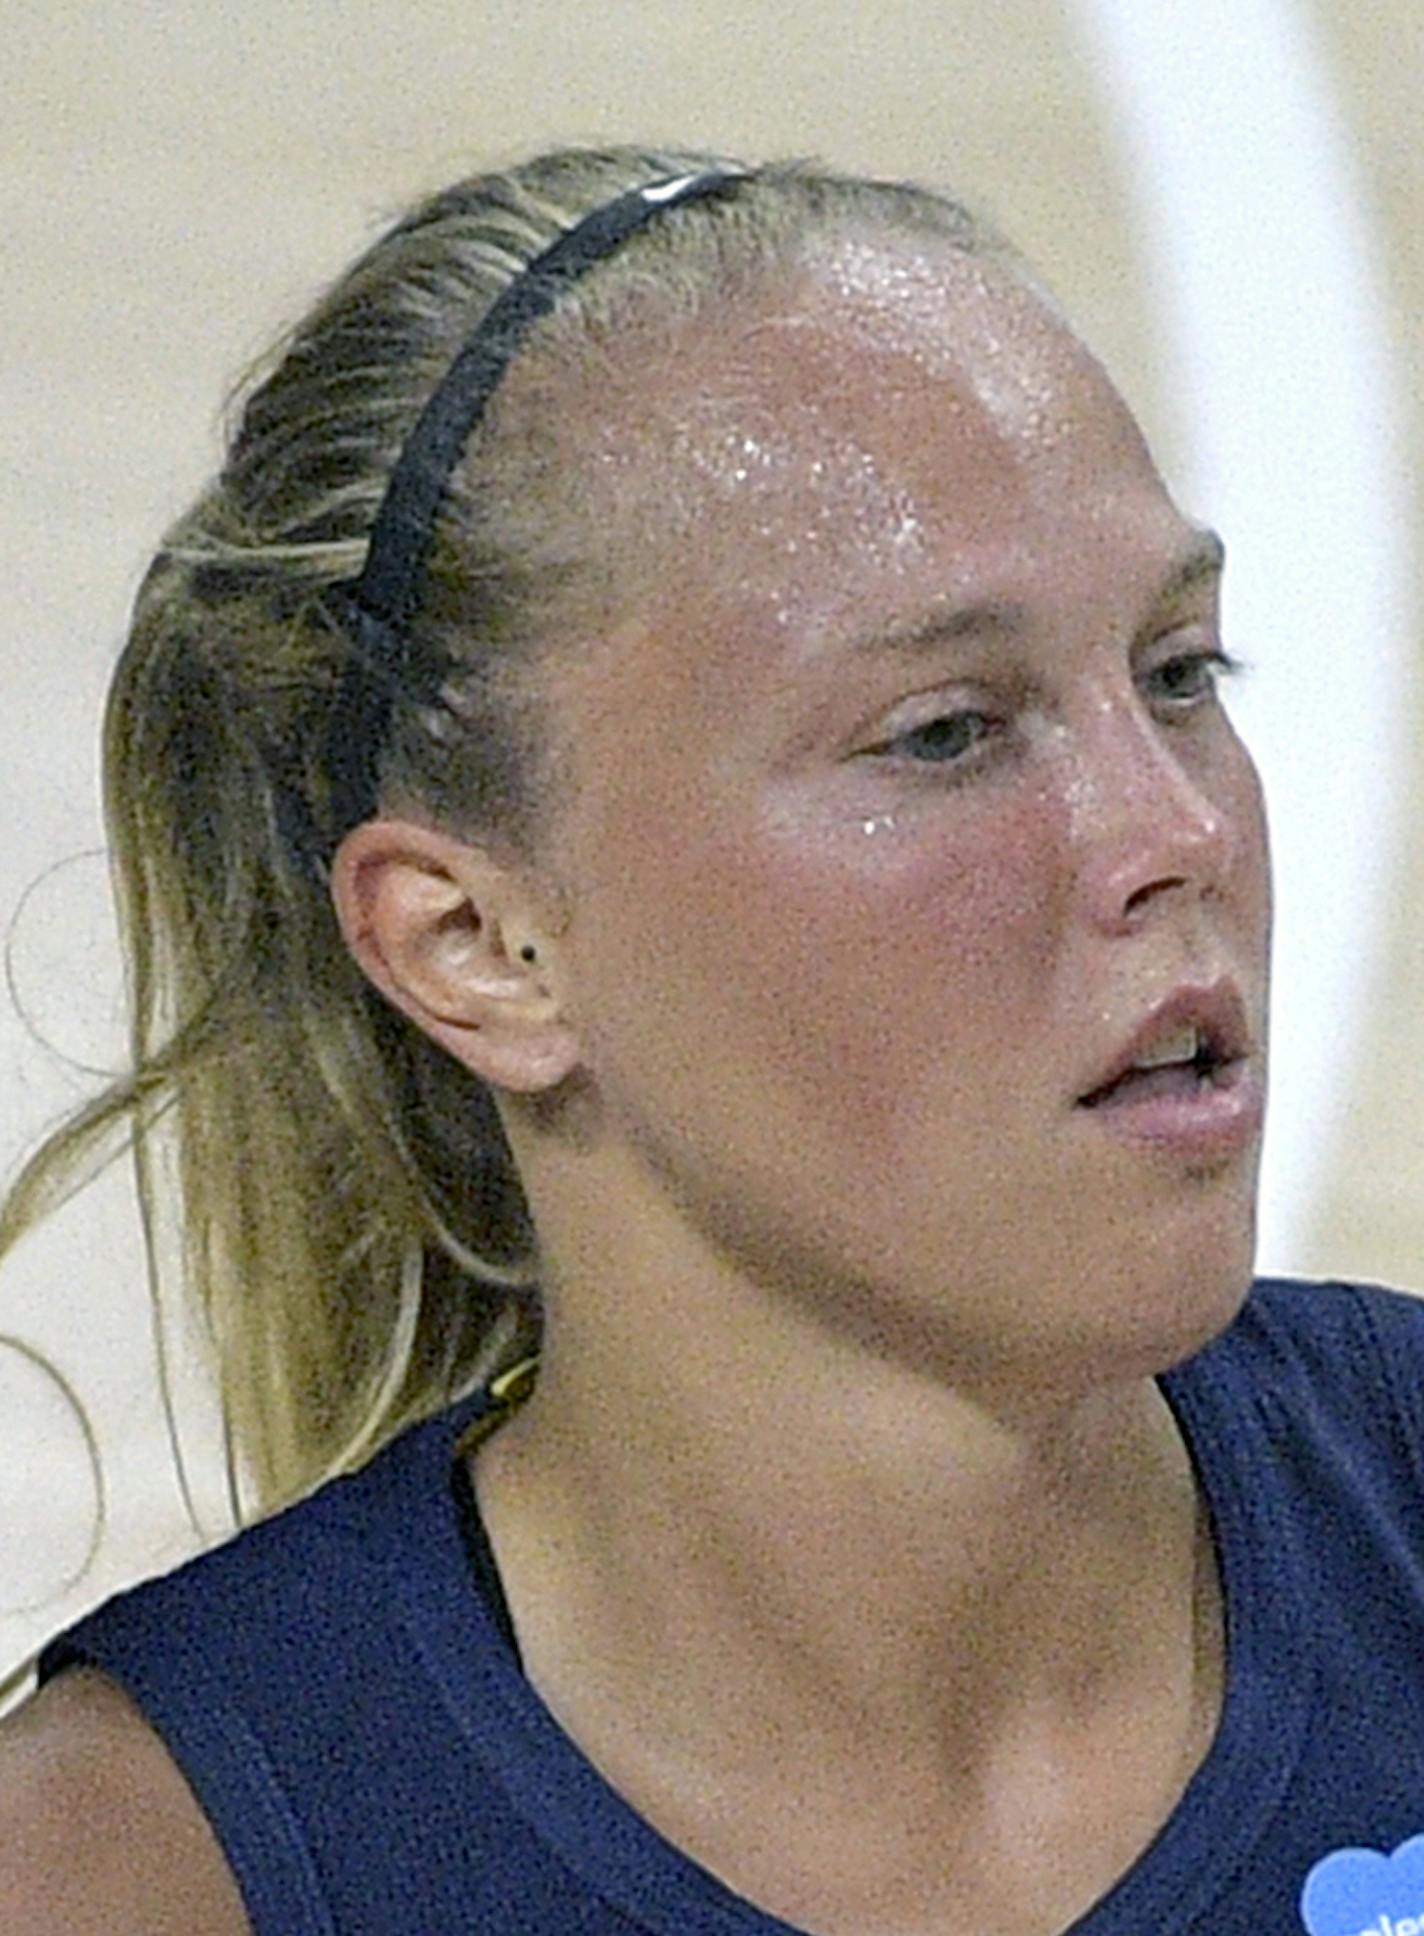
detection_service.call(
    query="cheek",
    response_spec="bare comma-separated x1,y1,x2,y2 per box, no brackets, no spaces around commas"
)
750,803,1066,1104
578,773,1071,1146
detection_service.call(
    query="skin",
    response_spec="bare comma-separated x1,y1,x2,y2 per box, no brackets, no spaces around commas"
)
515,250,1263,1396
0,1670,251,1934
332,235,1271,1936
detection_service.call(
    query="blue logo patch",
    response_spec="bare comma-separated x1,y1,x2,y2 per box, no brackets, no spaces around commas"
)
1302,1837,1424,1936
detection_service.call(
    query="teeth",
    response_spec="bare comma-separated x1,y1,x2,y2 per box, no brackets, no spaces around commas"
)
1133,1024,1201,1072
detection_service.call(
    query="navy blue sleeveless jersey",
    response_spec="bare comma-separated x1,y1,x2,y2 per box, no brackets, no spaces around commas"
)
35,1278,1424,1935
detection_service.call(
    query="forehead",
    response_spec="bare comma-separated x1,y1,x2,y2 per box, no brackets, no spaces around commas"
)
582,233,1175,641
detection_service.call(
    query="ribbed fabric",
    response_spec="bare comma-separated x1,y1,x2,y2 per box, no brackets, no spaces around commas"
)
38,1279,1424,1933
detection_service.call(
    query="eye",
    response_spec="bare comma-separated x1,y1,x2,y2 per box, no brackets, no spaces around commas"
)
871,707,1001,767
1143,646,1243,710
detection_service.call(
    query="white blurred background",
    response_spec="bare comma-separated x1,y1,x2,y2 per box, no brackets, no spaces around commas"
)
4,0,1423,1677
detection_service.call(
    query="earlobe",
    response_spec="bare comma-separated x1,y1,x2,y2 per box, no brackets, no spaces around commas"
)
328,818,581,1095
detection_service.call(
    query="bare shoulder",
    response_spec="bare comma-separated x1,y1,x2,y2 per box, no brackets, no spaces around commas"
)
0,1666,251,1934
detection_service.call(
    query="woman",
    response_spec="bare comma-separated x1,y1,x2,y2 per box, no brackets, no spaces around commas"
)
2,144,1421,1936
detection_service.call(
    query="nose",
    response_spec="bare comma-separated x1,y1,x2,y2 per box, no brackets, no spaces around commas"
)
1068,689,1238,937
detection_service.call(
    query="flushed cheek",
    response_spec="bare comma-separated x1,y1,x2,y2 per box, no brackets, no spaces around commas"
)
656,790,1072,1147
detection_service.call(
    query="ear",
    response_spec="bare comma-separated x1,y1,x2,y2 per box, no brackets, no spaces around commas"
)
329,817,580,1094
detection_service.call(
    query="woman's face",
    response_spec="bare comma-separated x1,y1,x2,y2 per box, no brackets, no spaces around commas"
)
538,235,1272,1397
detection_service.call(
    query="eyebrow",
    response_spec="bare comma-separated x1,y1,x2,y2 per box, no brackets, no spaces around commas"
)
852,526,1227,657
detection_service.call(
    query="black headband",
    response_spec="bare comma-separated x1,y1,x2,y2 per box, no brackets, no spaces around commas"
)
321,166,748,841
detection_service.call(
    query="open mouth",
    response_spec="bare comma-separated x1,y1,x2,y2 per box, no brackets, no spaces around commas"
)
1078,1038,1235,1110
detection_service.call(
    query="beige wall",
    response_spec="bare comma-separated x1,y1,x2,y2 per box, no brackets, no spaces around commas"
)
1290,2,1424,1279
3,0,1421,1673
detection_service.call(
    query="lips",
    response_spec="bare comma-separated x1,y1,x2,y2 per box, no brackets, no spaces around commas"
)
1076,979,1251,1107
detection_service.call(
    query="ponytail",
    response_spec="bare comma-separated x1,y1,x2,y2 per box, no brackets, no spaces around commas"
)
2,144,1002,1522
4,514,541,1515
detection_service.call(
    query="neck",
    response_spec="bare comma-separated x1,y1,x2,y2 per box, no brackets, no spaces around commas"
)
471,1195,1221,1815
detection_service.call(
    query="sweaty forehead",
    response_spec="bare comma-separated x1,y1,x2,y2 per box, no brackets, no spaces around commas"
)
648,236,1120,450
574,236,1157,619
482,229,1171,691
533,238,1187,815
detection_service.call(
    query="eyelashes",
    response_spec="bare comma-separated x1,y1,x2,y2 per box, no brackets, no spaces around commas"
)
866,648,1248,773
1142,646,1245,709
878,709,1000,767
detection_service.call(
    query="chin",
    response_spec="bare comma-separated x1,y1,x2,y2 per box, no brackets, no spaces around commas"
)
999,1213,1258,1401
914,1244,1255,1415
1103,1244,1258,1387
1100,1156,1263,1357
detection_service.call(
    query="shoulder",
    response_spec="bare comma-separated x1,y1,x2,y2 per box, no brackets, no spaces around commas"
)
38,1401,456,1678
0,1667,251,1934
9,1400,483,1934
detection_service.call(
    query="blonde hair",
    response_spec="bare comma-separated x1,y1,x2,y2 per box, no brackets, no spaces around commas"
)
1,144,1008,1527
